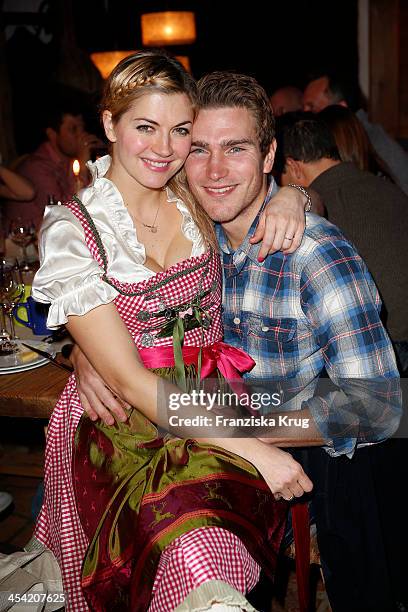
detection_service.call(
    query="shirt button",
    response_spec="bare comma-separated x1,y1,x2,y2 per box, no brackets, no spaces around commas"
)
233,317,241,325
261,325,269,332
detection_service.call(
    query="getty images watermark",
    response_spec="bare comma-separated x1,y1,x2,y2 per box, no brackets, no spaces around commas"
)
167,389,310,430
157,376,404,440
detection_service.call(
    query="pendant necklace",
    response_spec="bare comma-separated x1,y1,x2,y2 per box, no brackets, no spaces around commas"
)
127,197,162,234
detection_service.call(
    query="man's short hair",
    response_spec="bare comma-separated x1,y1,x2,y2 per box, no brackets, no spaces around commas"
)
196,71,275,156
40,86,91,132
275,113,341,169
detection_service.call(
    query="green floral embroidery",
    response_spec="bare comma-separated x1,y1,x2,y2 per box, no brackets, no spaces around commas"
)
89,441,106,469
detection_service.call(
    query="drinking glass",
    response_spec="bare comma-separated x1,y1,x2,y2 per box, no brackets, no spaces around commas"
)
9,217,36,271
0,259,17,348
0,261,24,354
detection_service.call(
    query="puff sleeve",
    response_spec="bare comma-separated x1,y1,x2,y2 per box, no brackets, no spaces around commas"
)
32,205,118,329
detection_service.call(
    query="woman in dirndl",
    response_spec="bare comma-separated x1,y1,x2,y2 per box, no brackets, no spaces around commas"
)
31,50,310,611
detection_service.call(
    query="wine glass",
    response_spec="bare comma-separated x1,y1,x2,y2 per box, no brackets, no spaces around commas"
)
9,217,36,271
0,261,24,354
0,259,17,352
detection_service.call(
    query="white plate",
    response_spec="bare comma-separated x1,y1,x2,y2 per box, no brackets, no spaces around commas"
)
0,340,56,375
0,357,50,374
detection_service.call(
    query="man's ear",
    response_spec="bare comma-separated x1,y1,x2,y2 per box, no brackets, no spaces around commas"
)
102,111,117,143
45,127,57,145
263,139,277,174
285,157,307,183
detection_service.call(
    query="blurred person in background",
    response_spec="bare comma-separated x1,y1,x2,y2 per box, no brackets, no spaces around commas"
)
277,113,408,372
302,71,408,196
0,161,35,202
319,104,393,180
270,85,303,117
2,88,104,231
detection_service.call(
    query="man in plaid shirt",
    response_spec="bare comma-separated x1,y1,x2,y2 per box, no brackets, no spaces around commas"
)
73,72,402,611
183,72,401,612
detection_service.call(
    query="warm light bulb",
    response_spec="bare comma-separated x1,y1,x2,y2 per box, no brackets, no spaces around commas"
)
72,159,80,177
141,12,196,46
90,51,137,80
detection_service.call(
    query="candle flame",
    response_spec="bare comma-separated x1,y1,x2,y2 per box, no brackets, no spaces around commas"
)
72,159,80,176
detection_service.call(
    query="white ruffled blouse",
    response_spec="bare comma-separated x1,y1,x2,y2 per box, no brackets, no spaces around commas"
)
32,155,206,329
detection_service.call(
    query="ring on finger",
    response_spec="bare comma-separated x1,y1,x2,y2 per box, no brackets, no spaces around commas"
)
284,235,294,241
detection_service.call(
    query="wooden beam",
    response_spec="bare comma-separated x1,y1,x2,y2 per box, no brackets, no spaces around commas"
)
398,0,408,137
369,0,399,136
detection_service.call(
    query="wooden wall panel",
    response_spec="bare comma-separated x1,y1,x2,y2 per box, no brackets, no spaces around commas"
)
369,0,400,137
399,0,408,137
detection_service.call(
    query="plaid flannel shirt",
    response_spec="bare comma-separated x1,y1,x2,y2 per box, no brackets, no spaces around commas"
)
216,181,401,456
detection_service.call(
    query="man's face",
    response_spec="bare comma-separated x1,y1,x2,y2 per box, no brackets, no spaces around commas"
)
185,107,274,226
54,113,85,158
303,77,333,113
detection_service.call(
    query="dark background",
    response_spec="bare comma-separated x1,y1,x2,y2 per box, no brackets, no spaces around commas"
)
76,0,358,91
1,0,358,154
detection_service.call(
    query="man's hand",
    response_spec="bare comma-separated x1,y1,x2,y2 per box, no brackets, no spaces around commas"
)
250,185,307,261
70,344,129,425
252,444,313,501
77,132,106,174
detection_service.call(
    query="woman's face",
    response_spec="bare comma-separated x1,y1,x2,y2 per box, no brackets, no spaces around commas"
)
103,91,193,191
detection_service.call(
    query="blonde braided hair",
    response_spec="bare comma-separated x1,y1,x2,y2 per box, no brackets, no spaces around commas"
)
101,50,216,248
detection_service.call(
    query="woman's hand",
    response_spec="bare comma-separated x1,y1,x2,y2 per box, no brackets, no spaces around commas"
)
252,443,313,501
210,436,313,501
250,185,308,260
70,344,130,426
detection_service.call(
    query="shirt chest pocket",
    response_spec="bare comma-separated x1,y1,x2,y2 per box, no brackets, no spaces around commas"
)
244,315,299,378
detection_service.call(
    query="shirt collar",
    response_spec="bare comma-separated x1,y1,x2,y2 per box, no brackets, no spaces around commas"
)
215,178,279,270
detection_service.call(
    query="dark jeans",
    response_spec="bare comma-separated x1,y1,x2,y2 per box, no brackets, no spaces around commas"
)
300,444,408,612
393,340,408,376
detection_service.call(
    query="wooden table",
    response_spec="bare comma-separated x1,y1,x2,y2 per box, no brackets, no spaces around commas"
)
0,363,70,476
0,363,70,419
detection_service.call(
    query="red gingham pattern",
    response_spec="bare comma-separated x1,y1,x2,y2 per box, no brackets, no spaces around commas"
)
35,377,89,611
34,202,255,611
66,200,223,348
149,527,260,611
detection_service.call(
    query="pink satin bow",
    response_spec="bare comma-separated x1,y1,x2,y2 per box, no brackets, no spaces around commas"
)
138,341,255,380
200,341,255,380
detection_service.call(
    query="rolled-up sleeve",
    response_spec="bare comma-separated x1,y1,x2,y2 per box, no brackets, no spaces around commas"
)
32,206,118,328
300,238,402,456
